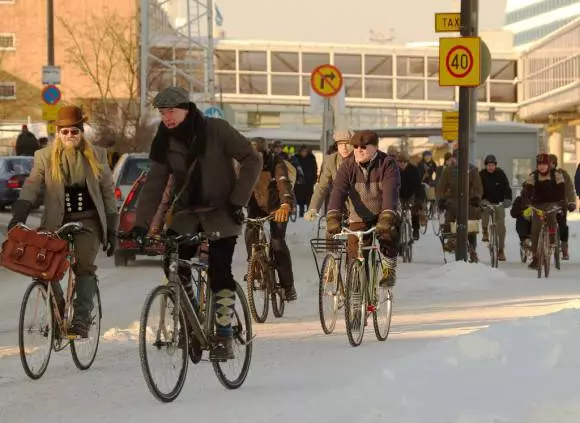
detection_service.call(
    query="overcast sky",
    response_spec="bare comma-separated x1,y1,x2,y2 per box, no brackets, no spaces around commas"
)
215,0,508,44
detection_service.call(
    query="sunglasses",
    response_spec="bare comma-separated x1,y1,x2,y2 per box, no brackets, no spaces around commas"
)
353,145,367,150
60,128,80,136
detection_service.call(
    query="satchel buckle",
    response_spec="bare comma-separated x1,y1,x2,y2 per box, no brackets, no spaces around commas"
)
37,252,46,262
15,247,24,258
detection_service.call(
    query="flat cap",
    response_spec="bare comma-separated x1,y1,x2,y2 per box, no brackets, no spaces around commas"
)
351,130,379,147
153,86,190,108
333,130,353,142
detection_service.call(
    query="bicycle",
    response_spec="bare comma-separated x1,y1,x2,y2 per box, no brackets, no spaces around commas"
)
482,203,500,268
245,215,285,323
18,222,102,380
135,231,253,402
334,226,393,347
310,236,347,335
399,202,413,263
531,206,561,279
421,183,436,235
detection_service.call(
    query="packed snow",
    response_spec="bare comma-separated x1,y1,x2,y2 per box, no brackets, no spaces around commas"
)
1,214,580,422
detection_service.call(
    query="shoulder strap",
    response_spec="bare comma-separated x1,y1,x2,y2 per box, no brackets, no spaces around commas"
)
168,158,199,210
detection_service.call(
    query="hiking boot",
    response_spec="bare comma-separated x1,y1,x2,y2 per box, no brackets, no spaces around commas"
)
210,335,234,361
562,242,569,260
528,257,539,269
497,249,506,261
469,250,479,263
412,228,420,241
482,228,489,243
284,286,297,301
67,321,89,339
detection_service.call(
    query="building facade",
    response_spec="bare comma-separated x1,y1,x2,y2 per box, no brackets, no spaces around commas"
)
504,0,580,48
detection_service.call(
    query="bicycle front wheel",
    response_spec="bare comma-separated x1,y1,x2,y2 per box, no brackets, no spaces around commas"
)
71,285,102,370
372,257,393,341
554,229,561,271
246,253,269,323
271,268,285,318
318,253,340,335
19,281,54,380
489,224,498,268
344,260,366,347
139,285,188,403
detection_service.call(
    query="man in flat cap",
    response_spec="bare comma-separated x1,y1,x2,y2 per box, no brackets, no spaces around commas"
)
132,86,261,361
326,130,401,287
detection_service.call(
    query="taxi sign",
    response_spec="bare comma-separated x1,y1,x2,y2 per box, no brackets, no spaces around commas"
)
435,13,461,32
310,64,343,97
439,37,481,87
442,111,459,142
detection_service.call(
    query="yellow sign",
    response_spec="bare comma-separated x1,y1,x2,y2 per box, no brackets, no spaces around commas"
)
310,64,343,97
47,122,56,135
439,37,481,87
435,13,461,32
42,104,61,121
442,111,459,141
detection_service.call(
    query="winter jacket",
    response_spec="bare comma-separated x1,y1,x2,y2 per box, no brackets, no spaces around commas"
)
436,163,483,220
479,167,512,204
294,153,318,187
309,151,350,212
575,164,580,197
248,151,294,215
557,167,575,204
522,169,566,206
328,151,400,224
510,195,527,219
399,163,423,201
417,159,438,187
15,131,39,156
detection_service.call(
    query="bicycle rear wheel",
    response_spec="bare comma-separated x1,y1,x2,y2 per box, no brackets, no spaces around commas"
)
554,229,561,271
318,253,340,334
246,253,269,323
139,285,188,403
372,256,393,341
344,260,366,347
271,268,285,318
19,281,54,380
71,286,102,370
213,282,253,389
543,229,551,278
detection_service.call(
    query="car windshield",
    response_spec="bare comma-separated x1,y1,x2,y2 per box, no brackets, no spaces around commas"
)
0,157,33,178
118,158,150,186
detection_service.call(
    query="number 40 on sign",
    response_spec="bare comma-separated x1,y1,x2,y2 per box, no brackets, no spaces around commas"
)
439,37,481,87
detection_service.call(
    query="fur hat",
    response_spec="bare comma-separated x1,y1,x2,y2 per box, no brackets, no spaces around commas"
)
55,105,86,128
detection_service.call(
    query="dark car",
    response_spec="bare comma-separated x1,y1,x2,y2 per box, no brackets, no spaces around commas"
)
111,153,150,210
114,172,164,266
0,156,35,211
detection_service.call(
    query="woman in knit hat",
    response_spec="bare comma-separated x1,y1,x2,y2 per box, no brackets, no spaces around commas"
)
9,105,117,338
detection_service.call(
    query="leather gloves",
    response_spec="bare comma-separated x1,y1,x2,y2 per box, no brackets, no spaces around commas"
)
229,203,245,225
304,209,318,221
104,229,116,257
376,210,400,244
273,203,291,223
325,210,342,235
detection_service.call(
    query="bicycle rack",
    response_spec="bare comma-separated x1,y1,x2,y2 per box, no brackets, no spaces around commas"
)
309,238,347,279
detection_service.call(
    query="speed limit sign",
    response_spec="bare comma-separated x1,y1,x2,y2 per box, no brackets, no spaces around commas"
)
439,37,481,87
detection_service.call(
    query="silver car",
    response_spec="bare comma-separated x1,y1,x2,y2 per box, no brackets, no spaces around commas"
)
112,153,150,209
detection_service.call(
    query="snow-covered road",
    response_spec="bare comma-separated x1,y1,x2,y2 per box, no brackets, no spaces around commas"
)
1,214,580,422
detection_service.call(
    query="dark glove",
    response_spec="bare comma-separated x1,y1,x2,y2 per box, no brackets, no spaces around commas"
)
8,199,32,231
229,203,245,225
104,229,116,257
325,210,342,235
438,198,446,211
376,210,400,245
469,197,481,207
567,202,576,212
130,226,148,239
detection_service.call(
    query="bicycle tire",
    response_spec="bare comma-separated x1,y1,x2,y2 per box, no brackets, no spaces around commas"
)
543,228,551,278
318,254,340,335
372,256,393,341
489,224,498,268
344,260,366,347
213,282,253,390
139,285,188,403
271,270,285,318
19,281,54,380
554,229,561,271
71,285,102,371
289,207,297,223
246,253,269,323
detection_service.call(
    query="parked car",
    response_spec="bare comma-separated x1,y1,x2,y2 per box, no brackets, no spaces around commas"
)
0,156,35,211
114,171,165,266
112,153,150,209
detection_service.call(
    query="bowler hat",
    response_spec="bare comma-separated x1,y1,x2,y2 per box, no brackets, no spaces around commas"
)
55,105,86,127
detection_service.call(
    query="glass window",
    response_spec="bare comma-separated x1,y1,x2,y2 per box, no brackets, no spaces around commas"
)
344,76,362,98
216,50,236,71
396,79,425,100
512,158,532,188
365,55,393,76
490,60,517,81
247,112,280,128
477,83,488,102
301,53,330,74
216,73,236,94
238,51,267,72
427,57,439,77
119,158,150,186
334,54,362,75
427,80,454,101
301,75,311,96
0,82,16,99
239,74,267,94
271,51,299,73
271,75,300,96
396,56,424,77
364,78,393,99
490,82,516,103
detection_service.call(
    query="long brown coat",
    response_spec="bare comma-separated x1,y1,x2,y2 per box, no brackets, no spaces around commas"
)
436,163,483,220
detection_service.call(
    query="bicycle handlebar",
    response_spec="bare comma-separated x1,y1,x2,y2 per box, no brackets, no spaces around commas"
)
244,215,274,224
333,226,376,239
117,231,220,248
530,205,562,216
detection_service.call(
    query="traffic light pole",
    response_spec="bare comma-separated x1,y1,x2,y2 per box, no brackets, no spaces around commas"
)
455,0,478,261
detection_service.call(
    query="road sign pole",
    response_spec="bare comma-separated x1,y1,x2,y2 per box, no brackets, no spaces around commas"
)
321,98,334,154
46,0,56,139
455,0,478,262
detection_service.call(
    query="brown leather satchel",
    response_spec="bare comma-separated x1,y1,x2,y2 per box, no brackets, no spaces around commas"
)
0,226,70,281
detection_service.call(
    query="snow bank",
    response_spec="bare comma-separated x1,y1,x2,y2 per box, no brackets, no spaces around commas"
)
366,303,580,422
